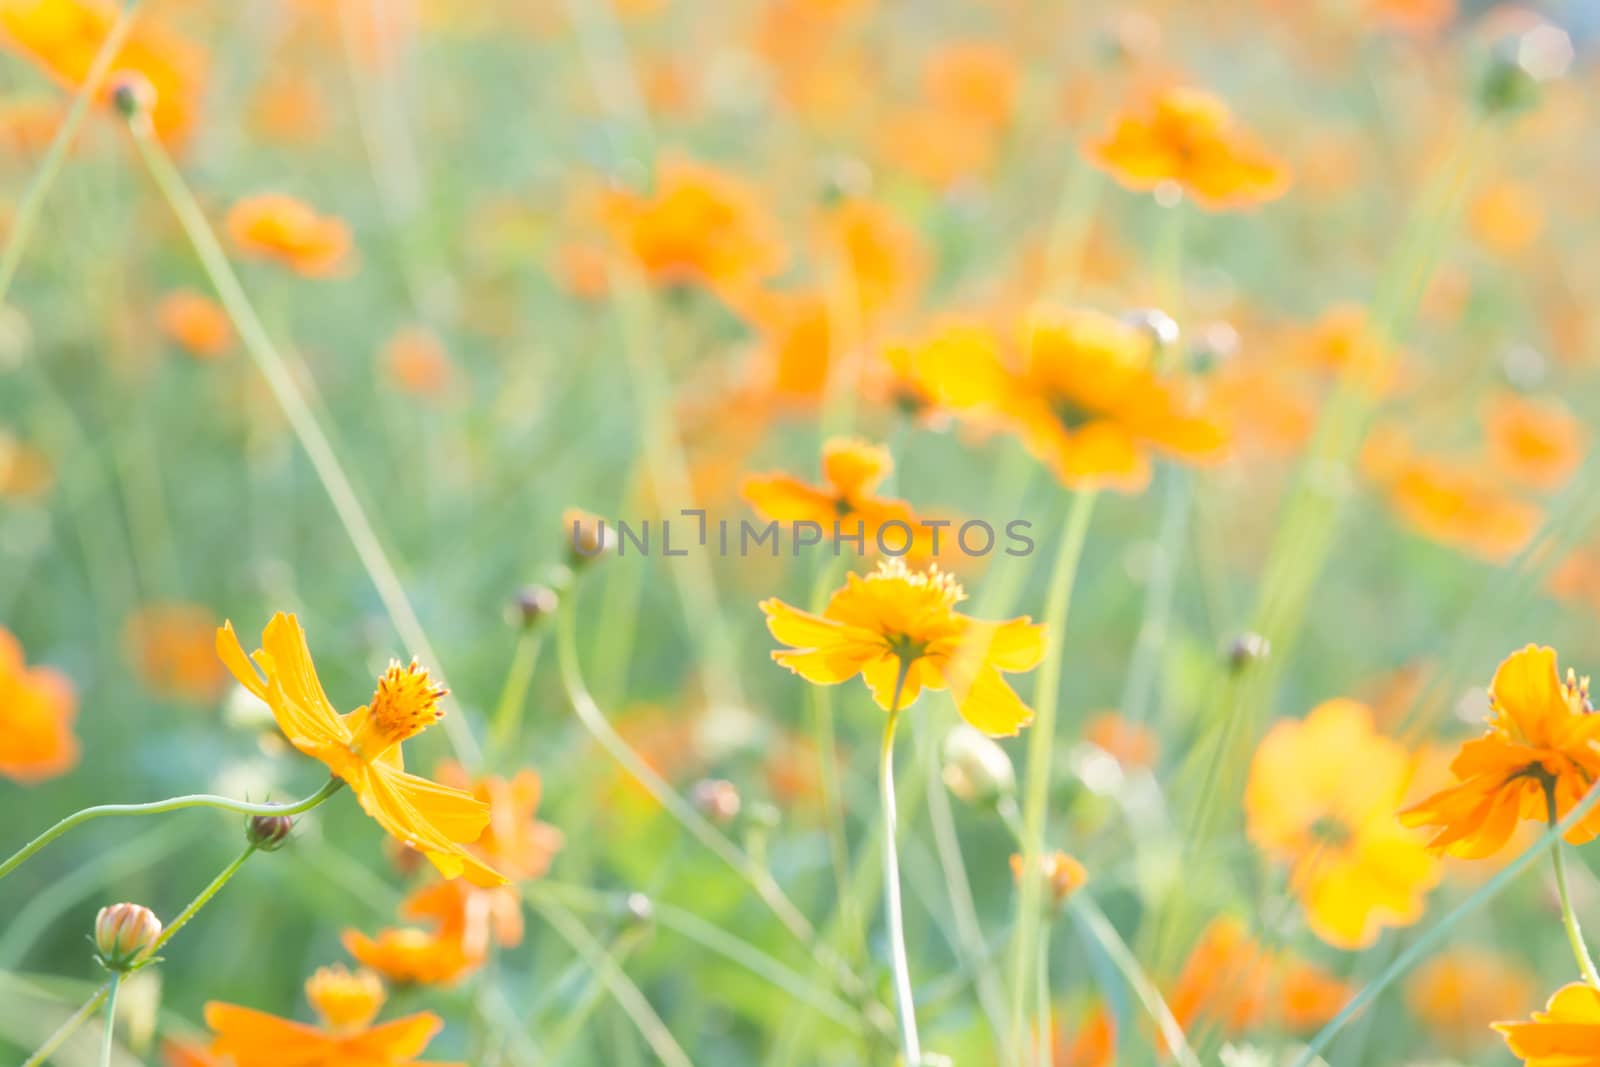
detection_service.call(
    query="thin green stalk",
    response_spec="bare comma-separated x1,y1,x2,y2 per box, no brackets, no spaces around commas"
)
145,844,258,961
1067,896,1200,1067
1293,777,1600,1066
537,924,649,1062
1033,924,1051,1067
0,777,341,883
807,555,862,960
0,1,142,299
880,660,920,1064
489,629,544,756
1009,489,1097,1059
122,120,480,768
23,982,111,1067
1549,789,1600,988
97,975,120,1067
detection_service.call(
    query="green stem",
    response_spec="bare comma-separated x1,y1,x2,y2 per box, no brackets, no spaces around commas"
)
0,778,341,884
143,844,258,963
121,120,480,768
0,1,143,300
97,974,120,1067
24,982,111,1067
880,660,920,1064
1292,777,1600,1066
1033,923,1051,1067
1009,489,1096,1060
1549,789,1600,988
488,630,544,756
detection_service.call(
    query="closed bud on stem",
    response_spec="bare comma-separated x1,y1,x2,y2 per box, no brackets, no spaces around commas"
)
1009,850,1088,910
109,72,155,128
941,724,1016,809
247,814,294,851
94,902,162,972
563,508,614,567
690,778,741,824
509,584,559,629
1227,631,1271,672
623,892,654,928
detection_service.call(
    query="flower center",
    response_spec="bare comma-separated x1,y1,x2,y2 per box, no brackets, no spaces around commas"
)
352,659,447,758
1308,815,1352,849
305,965,384,1033
1051,393,1097,432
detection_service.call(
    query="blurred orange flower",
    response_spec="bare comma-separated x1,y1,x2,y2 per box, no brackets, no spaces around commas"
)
761,559,1045,736
1495,983,1600,1066
0,431,54,499
923,41,1016,131
382,326,454,399
1365,0,1455,35
226,193,353,278
1088,86,1290,210
435,763,564,881
1008,849,1086,904
601,156,785,297
1471,180,1544,258
1245,699,1439,948
217,613,505,886
0,0,204,145
742,437,923,557
1082,710,1158,768
1485,391,1586,492
156,289,232,359
344,878,522,986
1402,645,1600,859
0,625,77,783
1376,450,1542,563
1165,917,1351,1039
124,601,228,703
206,965,459,1067
1407,947,1539,1053
816,197,926,321
911,309,1227,492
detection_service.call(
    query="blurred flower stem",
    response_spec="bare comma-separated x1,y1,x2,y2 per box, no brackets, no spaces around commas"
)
23,982,110,1067
807,554,864,960
122,119,482,769
879,660,921,1064
0,778,341,884
1009,489,1097,1060
96,974,120,1067
0,1,142,301
1548,790,1600,988
489,629,544,756
1294,778,1600,1066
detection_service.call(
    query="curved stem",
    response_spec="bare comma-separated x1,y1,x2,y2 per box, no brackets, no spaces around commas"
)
1009,490,1096,1060
0,778,342,884
121,120,479,769
1548,789,1600,988
1292,777,1600,1067
880,660,920,1064
97,975,120,1067
0,2,143,300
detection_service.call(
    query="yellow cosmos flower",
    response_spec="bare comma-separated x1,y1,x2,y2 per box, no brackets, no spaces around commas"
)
217,613,505,886
1495,983,1600,1067
1401,646,1600,859
759,559,1045,736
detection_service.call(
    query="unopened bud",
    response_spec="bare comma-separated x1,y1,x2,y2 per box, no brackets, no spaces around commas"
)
109,72,155,126
1476,18,1572,117
623,892,654,927
691,778,741,825
247,814,294,851
942,724,1016,808
509,584,559,629
1122,308,1180,353
1009,851,1088,909
94,903,161,972
563,508,614,566
1227,632,1271,671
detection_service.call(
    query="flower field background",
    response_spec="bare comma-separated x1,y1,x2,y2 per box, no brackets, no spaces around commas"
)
1,1,1600,1065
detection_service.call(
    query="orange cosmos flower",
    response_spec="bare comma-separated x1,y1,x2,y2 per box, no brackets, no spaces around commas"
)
156,289,232,359
1088,86,1290,211
815,197,926,321
912,309,1227,492
601,156,785,296
1496,983,1600,1066
381,326,454,399
1407,947,1538,1053
1289,303,1397,395
742,437,923,556
1470,180,1544,257
1381,453,1542,563
1082,710,1158,768
1365,0,1456,36
1550,548,1600,616
124,601,228,703
1008,850,1087,905
922,41,1016,131
344,878,522,986
0,0,204,145
1164,917,1350,1041
760,559,1045,736
206,965,459,1067
0,431,54,499
1402,646,1600,858
435,762,564,881
1485,391,1586,492
0,625,77,783
1245,699,1439,948
217,613,505,886
226,194,353,278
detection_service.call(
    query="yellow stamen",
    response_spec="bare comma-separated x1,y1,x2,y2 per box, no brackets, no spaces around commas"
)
305,965,385,1033
351,659,447,758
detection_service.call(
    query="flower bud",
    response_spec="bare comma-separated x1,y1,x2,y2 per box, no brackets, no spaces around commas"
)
1122,308,1180,354
94,903,161,972
691,778,741,825
941,724,1016,809
1227,632,1271,672
508,584,559,629
563,508,614,567
247,814,294,851
623,892,654,927
109,72,155,126
1475,17,1572,117
1009,850,1088,909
